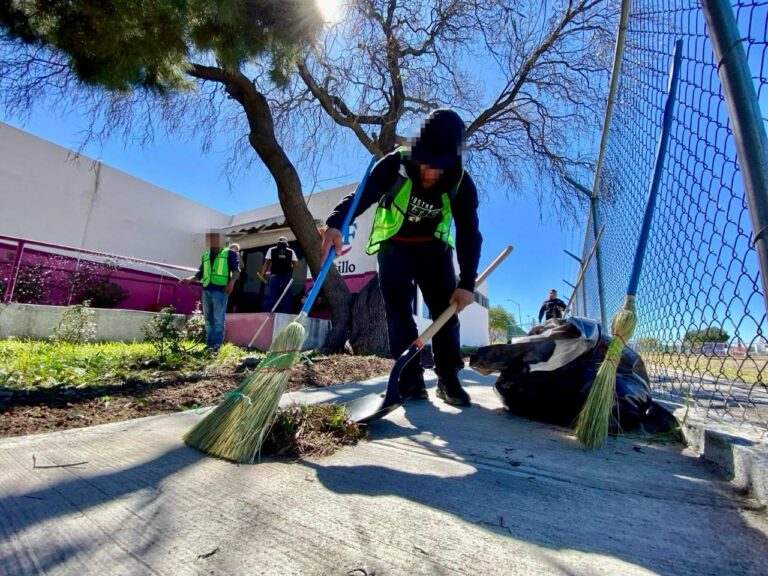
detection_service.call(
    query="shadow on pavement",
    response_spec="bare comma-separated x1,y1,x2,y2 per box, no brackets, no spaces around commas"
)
306,388,768,576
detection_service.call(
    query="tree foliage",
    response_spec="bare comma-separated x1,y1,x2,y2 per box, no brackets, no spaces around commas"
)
0,0,320,92
636,337,659,351
488,305,516,342
683,327,730,346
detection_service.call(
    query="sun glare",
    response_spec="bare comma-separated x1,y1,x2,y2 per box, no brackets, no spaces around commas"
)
315,0,343,24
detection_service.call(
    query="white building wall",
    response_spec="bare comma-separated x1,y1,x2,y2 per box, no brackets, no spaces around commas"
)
0,122,229,267
228,183,378,278
414,282,490,348
2,122,489,347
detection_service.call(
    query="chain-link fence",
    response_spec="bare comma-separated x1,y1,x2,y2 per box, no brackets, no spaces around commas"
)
571,0,768,437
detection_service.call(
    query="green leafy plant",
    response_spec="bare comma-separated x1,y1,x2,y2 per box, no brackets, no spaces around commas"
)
75,277,129,308
53,300,97,344
141,306,190,367
183,301,206,343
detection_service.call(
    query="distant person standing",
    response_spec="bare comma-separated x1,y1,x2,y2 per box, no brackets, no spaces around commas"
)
181,231,240,352
538,289,567,322
260,236,297,313
229,242,245,271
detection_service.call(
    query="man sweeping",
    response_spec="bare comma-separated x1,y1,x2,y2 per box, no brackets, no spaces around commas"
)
322,109,482,406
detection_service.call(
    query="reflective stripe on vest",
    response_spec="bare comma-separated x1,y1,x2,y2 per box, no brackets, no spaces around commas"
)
202,249,230,287
365,151,462,255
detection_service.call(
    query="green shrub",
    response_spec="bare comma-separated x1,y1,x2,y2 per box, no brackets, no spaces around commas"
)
141,306,190,367
53,300,97,344
75,277,129,308
184,301,206,343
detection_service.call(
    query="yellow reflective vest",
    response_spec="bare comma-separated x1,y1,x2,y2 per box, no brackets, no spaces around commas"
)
365,150,463,255
202,248,230,287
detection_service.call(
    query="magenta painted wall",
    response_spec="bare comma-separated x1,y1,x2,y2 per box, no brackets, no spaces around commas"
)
224,313,274,350
0,242,201,314
1,242,376,319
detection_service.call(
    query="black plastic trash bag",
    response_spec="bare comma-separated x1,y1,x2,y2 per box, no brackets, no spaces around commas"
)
470,317,653,431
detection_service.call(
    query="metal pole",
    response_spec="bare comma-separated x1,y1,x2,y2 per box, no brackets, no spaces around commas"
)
563,249,583,264
3,240,25,303
588,0,632,329
701,0,768,313
567,225,605,314
578,207,593,318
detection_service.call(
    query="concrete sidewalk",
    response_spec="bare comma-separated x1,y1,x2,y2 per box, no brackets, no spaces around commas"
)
1,369,767,575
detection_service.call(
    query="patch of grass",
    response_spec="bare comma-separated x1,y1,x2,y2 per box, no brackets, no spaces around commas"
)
0,339,251,391
644,351,768,385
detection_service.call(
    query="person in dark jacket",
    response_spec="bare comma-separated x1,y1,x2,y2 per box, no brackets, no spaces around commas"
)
181,231,240,352
322,109,482,406
538,289,567,322
260,236,298,313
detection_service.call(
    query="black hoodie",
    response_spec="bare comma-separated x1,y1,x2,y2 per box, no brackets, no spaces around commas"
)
326,149,482,292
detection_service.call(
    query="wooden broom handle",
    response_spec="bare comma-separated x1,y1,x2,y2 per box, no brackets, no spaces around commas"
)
418,246,513,344
566,225,604,312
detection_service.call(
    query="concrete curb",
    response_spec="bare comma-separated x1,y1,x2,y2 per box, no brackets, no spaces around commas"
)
666,403,768,509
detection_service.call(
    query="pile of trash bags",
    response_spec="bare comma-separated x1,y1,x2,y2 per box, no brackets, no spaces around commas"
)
470,317,660,432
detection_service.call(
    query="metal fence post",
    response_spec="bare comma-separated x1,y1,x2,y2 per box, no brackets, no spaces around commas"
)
3,240,25,303
701,0,768,313
565,178,593,318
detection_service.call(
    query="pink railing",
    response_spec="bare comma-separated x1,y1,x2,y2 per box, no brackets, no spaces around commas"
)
0,234,201,314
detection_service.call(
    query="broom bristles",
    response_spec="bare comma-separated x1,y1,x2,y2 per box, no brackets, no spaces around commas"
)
575,296,637,448
184,320,307,463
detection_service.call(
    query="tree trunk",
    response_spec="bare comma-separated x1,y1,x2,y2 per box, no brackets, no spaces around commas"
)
347,274,390,356
188,64,356,352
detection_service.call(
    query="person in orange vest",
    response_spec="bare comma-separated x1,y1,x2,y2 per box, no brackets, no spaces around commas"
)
182,231,240,352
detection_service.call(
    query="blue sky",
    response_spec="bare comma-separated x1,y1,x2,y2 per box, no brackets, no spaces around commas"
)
3,108,587,330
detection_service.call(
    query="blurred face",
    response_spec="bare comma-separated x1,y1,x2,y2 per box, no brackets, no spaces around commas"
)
549,290,557,299
419,164,444,189
206,232,222,250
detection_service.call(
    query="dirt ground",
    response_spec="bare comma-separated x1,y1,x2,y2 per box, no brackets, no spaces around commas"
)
0,355,394,438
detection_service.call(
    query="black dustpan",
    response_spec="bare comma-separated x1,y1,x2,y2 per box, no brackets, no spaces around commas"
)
345,246,513,423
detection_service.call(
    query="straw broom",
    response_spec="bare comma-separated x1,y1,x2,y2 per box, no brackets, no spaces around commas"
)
576,40,683,448
185,156,376,462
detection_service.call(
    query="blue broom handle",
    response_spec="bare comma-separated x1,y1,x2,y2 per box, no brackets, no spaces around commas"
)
300,155,377,315
627,39,683,297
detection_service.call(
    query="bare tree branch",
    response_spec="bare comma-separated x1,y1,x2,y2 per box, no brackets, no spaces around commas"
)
285,0,616,219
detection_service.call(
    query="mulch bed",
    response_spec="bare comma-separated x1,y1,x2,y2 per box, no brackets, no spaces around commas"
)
0,355,394,438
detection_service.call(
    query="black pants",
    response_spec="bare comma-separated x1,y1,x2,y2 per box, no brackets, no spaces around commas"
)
377,239,461,384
